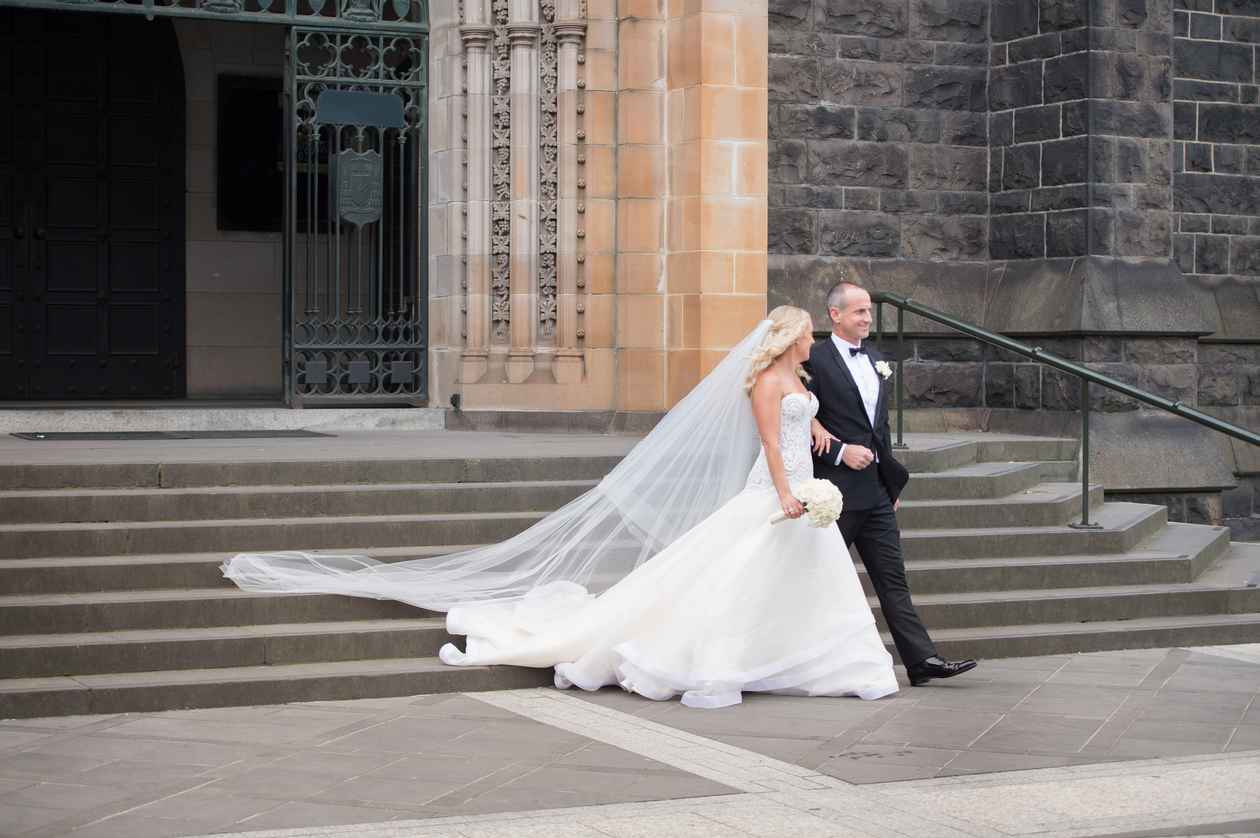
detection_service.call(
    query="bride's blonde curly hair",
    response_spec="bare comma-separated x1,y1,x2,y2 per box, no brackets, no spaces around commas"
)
744,305,813,395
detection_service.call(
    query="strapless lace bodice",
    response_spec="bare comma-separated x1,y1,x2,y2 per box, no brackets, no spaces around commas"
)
744,391,817,492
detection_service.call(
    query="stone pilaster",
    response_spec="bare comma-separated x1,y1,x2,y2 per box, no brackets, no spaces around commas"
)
553,18,587,385
506,19,541,384
460,22,494,385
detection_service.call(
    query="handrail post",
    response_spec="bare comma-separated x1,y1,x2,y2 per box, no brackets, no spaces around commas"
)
894,306,907,449
1071,376,1101,529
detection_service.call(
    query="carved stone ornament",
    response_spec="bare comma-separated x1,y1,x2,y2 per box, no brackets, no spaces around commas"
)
337,149,385,226
490,0,511,342
538,0,558,339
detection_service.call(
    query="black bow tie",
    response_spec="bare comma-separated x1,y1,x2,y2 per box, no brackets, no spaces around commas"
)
849,346,866,357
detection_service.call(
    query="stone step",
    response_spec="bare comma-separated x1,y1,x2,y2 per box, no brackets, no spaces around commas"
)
885,583,1260,630
895,437,1076,474
863,522,1232,594
0,511,548,558
0,455,625,491
0,619,450,678
0,657,553,719
898,460,1076,501
0,480,597,524
896,483,1103,530
926,613,1260,661
895,502,1169,561
0,546,472,595
0,588,425,635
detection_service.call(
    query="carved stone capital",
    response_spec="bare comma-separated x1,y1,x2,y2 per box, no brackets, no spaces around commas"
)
506,22,542,45
459,24,494,50
554,20,586,43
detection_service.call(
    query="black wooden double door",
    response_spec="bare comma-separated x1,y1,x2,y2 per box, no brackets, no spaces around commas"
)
0,9,186,400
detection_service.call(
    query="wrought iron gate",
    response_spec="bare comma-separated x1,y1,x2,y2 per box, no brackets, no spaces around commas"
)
285,27,427,406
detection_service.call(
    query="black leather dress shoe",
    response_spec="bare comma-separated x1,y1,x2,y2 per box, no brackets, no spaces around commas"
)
906,656,978,686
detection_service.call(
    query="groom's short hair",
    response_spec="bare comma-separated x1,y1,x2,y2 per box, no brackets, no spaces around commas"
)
826,280,866,313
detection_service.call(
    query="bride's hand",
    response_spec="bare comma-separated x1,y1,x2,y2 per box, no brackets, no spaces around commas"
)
779,493,804,519
810,420,834,455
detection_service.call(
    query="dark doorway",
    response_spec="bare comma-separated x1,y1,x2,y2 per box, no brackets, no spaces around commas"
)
0,9,186,400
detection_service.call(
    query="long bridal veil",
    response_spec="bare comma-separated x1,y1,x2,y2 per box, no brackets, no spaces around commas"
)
221,318,773,612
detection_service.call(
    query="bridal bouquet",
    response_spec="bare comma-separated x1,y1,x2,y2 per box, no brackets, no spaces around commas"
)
769,479,844,527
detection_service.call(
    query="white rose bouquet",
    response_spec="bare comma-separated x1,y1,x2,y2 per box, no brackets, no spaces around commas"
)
769,478,844,527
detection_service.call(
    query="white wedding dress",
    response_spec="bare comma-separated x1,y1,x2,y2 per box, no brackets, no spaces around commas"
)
439,391,899,709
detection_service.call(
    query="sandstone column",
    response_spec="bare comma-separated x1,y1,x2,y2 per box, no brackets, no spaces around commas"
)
459,5,494,385
553,11,587,384
506,2,541,383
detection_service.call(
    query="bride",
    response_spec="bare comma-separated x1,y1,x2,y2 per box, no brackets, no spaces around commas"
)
223,306,898,708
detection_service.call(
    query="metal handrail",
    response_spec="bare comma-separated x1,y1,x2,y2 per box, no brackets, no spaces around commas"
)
870,290,1260,530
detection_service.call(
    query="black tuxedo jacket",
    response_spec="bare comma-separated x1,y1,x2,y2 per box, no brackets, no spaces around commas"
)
804,338,910,511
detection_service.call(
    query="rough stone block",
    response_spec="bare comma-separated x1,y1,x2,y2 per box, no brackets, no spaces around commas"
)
1092,101,1173,139
1120,0,1150,26
1090,52,1156,102
818,210,901,256
1230,236,1260,274
1174,101,1196,141
1215,145,1247,174
780,185,846,208
991,190,1030,213
1217,0,1260,18
1225,16,1260,41
910,0,989,43
1198,103,1260,144
1044,52,1089,103
906,67,988,111
902,215,987,259
1093,184,1136,208
1004,145,1041,190
1043,136,1090,185
1047,210,1088,256
910,146,988,191
1015,105,1062,143
770,140,808,184
1174,233,1195,272
935,43,989,66
1126,338,1198,364
1062,100,1090,136
905,362,984,407
770,209,817,254
991,0,1039,41
809,140,908,188
1041,0,1089,31
986,363,1041,408
991,43,1008,65
1196,234,1230,273
1009,32,1063,63
1174,39,1254,82
882,39,935,63
1181,213,1211,232
1116,209,1171,256
770,56,821,103
857,107,942,143
844,188,881,210
939,191,989,214
1117,138,1151,182
816,0,908,36
1085,336,1124,362
771,30,841,57
1032,184,1089,210
840,36,882,60
1090,208,1116,254
990,112,1015,146
780,104,858,139
1173,80,1239,103
917,338,985,361
991,213,1046,259
990,62,1044,110
1199,371,1241,405
1197,344,1260,365
1141,364,1198,404
942,112,989,145
1249,147,1260,174
820,59,903,106
1186,142,1213,172
769,0,813,28
881,190,937,213
1175,9,1189,35
1175,173,1260,214
1212,215,1250,234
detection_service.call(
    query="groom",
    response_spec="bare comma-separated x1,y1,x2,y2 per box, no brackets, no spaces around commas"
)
804,280,977,686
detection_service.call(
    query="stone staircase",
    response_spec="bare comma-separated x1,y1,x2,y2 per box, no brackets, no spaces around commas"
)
3,435,1260,718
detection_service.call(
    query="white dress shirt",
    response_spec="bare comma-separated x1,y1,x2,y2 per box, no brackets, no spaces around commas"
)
829,334,880,467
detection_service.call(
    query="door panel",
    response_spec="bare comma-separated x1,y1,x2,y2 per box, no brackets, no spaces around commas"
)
2,10,185,400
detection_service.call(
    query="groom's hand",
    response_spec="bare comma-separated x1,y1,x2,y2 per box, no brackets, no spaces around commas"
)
841,444,875,470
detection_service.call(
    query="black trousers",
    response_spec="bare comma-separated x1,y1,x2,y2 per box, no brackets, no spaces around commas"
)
837,488,938,668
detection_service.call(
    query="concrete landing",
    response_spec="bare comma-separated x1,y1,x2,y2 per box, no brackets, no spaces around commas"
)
0,408,446,435
0,646,1258,838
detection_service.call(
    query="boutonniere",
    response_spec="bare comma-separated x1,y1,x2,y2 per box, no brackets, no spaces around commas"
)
874,360,893,380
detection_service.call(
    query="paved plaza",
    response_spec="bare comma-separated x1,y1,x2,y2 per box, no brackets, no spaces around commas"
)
2,646,1259,838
